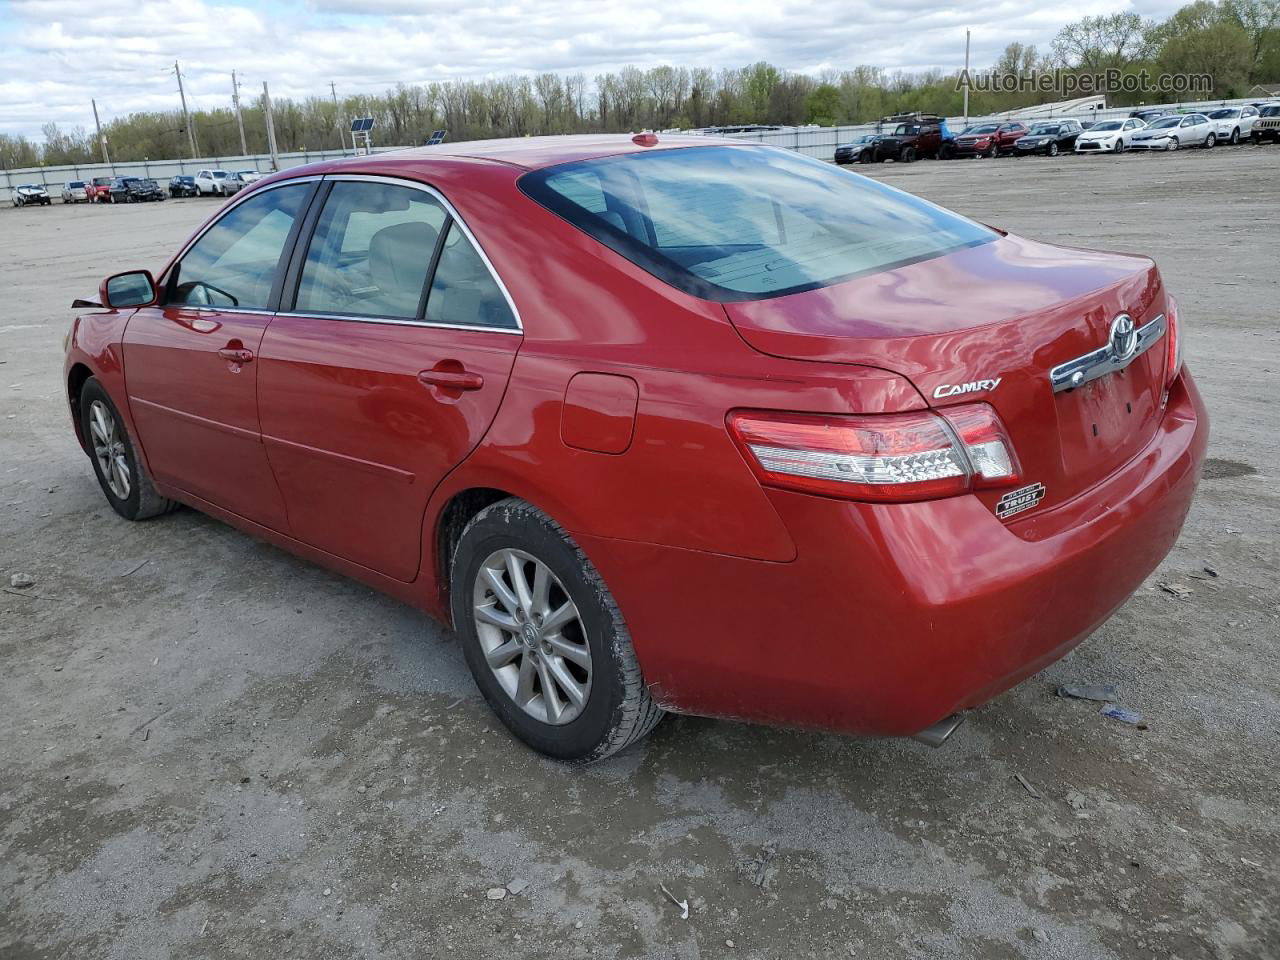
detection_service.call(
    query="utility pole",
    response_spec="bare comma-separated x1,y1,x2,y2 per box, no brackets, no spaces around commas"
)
91,98,111,166
174,60,198,158
232,71,248,156
263,82,280,170
963,29,971,128
330,81,347,152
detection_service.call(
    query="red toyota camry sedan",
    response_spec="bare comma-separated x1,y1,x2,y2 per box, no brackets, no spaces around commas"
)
64,135,1207,761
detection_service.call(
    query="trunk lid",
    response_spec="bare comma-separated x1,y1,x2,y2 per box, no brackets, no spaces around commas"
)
723,233,1170,514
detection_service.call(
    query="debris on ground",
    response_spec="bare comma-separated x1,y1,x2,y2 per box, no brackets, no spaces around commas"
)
121,559,149,577
659,882,689,920
1056,684,1117,702
9,573,35,589
1100,705,1146,728
1202,565,1219,578
486,887,507,901
1014,774,1042,799
737,845,778,891
1158,582,1193,600
1066,791,1088,811
506,878,529,896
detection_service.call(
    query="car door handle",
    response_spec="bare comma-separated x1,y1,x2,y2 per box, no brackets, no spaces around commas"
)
218,347,255,363
418,368,483,391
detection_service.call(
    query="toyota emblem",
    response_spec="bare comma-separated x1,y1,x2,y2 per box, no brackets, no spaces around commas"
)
1109,314,1138,362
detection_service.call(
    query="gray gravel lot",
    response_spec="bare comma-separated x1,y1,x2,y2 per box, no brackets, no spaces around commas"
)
2,146,1278,960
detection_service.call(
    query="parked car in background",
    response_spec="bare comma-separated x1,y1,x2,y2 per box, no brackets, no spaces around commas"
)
834,135,880,165
89,176,116,202
1252,103,1280,142
12,184,51,206
1205,106,1259,144
61,134,1206,762
1013,119,1084,156
107,177,165,203
1074,117,1146,153
169,175,199,198
1129,108,1168,125
872,115,945,162
1129,114,1215,150
951,121,1028,158
194,169,236,196
235,169,264,184
61,180,91,203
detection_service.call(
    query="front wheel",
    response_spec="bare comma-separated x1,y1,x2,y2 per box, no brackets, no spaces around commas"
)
1048,142,1059,157
987,143,998,158
451,498,664,762
1115,139,1125,154
79,378,177,521
1168,137,1180,151
900,146,916,163
1230,128,1239,145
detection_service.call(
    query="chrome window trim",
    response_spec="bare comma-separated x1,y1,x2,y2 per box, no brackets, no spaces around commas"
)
1049,313,1166,393
274,311,522,336
311,173,523,333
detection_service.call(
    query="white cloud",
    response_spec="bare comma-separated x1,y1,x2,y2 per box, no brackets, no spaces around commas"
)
1,0,1186,141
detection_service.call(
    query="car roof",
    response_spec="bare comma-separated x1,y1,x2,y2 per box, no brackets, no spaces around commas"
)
308,133,743,173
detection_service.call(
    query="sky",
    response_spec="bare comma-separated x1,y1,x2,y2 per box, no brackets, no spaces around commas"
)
0,0,1187,142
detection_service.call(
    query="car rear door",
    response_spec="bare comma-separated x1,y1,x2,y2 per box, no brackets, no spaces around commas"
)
122,179,319,531
256,175,522,582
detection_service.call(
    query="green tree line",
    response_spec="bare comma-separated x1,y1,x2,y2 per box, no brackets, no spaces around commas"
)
3,0,1277,168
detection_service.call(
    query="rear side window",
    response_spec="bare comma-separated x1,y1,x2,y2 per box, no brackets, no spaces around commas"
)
167,183,310,310
425,222,518,330
520,145,993,302
295,180,448,320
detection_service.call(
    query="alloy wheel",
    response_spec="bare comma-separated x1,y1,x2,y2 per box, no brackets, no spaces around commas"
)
89,400,131,500
472,548,592,725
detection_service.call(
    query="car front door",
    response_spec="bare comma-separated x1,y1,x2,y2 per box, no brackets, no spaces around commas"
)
122,180,318,531
256,176,522,582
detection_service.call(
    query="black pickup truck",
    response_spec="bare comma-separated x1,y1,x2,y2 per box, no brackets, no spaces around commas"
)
108,177,166,203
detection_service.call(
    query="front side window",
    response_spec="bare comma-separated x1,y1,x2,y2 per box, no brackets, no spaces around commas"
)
295,180,448,320
520,145,994,302
167,183,310,310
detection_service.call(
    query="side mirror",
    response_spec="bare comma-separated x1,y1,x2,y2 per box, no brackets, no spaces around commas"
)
101,270,157,309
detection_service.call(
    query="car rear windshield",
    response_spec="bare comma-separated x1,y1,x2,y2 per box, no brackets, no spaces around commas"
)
518,145,994,302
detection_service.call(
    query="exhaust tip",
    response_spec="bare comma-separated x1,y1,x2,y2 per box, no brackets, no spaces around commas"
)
911,712,966,748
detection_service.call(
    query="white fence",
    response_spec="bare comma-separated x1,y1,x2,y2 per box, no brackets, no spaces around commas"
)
4,93,1273,202
0,146,403,205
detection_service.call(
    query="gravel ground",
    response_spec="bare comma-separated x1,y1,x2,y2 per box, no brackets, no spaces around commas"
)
1,146,1277,960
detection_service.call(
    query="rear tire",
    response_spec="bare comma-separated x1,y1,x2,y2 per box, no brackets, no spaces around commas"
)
79,378,177,522
1205,133,1216,149
450,498,664,763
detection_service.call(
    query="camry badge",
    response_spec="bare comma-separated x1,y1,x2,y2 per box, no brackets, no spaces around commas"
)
933,378,1001,399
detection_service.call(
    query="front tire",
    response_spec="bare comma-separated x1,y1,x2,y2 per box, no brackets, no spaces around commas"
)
1168,137,1180,151
450,498,664,762
1230,128,1240,145
80,378,176,521
900,146,916,163
1048,142,1059,157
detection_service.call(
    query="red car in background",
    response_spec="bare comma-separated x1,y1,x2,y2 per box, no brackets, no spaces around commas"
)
63,136,1206,762
87,176,115,202
952,121,1030,157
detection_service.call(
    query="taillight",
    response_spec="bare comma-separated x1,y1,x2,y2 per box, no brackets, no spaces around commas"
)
727,403,1020,503
1165,295,1183,387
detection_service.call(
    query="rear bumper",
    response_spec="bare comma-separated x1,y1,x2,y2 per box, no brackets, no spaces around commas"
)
580,371,1207,737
